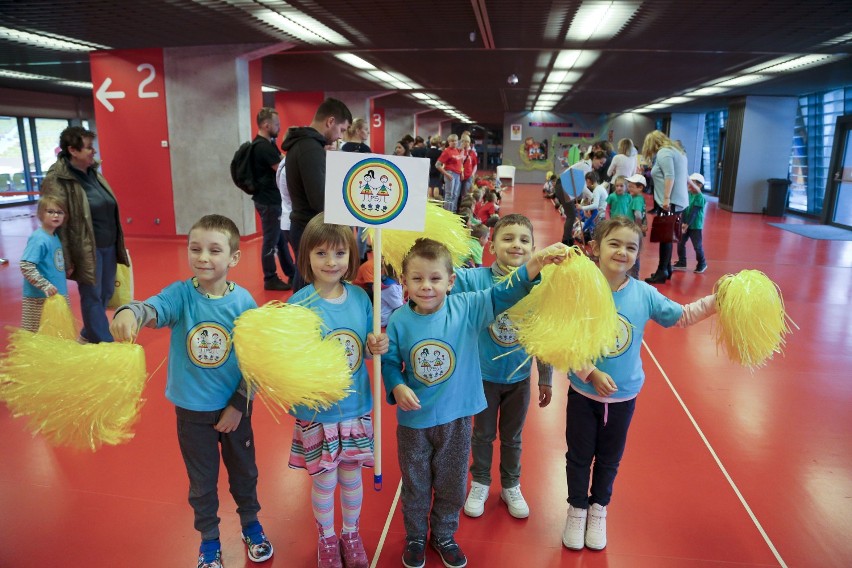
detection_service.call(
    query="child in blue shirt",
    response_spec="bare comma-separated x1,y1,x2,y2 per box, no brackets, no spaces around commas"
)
110,215,273,568
287,213,388,568
20,195,68,331
383,237,568,568
453,214,554,521
561,217,716,553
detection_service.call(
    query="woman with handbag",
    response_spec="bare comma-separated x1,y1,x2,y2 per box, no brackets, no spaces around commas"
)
641,130,688,284
41,126,128,343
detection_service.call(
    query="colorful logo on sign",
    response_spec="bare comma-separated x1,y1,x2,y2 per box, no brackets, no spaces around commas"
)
186,322,232,368
343,158,408,225
410,339,456,387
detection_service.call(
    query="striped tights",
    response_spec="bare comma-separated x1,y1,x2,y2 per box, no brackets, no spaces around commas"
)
311,461,363,537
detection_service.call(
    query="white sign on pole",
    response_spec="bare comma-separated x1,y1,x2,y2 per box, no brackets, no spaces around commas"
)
324,152,429,230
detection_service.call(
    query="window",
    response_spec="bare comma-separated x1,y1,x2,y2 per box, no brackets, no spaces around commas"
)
0,115,72,205
788,86,852,214
701,110,727,193
0,116,28,204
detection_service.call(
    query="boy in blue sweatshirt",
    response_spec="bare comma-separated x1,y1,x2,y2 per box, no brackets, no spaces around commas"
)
453,214,553,521
383,237,568,568
110,214,272,568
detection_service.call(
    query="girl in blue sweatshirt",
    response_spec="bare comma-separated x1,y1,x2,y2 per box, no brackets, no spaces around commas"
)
561,217,716,553
287,213,387,568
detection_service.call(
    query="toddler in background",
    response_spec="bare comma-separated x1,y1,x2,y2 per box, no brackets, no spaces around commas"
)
605,176,633,220
20,195,68,332
673,173,708,274
626,174,648,278
464,224,489,268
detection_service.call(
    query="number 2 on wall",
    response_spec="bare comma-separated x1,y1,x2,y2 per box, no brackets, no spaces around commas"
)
137,64,159,99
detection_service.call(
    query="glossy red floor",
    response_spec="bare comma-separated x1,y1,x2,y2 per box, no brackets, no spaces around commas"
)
1,185,851,568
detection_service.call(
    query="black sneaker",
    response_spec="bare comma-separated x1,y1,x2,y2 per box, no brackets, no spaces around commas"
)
672,261,687,271
402,536,426,568
430,536,467,568
695,264,708,274
263,278,291,291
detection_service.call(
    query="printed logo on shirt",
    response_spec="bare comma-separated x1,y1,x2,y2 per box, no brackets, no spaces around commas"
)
409,339,456,387
328,328,363,371
488,311,518,347
186,322,232,368
343,158,408,225
54,247,65,272
606,314,632,358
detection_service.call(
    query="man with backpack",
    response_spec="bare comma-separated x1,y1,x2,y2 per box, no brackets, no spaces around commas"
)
251,107,293,291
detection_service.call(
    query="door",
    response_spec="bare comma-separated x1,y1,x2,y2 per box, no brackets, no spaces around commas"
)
824,115,852,229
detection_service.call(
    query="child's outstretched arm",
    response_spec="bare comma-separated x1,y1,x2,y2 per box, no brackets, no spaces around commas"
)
110,302,158,342
676,294,716,327
525,242,571,280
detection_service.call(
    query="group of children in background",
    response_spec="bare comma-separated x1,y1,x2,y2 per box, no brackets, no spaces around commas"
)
17,160,715,568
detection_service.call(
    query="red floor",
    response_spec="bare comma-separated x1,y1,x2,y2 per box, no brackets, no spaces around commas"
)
1,186,851,567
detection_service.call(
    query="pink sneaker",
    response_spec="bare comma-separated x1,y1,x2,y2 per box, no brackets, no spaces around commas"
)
318,534,342,568
340,531,369,568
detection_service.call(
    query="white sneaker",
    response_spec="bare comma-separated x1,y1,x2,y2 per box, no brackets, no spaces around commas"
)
500,485,530,518
585,503,607,550
561,505,587,550
463,481,489,517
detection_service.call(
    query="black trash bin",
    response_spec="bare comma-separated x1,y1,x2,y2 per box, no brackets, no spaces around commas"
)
765,178,791,216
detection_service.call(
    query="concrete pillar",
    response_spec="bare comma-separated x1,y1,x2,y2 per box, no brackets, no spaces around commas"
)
669,113,705,173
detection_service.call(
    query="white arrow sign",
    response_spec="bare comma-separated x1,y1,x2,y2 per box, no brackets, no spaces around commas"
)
96,77,126,112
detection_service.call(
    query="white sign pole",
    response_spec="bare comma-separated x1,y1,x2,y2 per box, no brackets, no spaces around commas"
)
371,228,382,490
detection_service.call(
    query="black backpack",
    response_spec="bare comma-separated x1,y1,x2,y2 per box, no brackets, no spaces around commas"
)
230,140,258,195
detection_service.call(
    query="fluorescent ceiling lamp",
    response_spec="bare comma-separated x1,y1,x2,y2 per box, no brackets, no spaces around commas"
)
261,85,278,92
367,70,396,83
715,74,767,87
553,50,582,69
537,94,564,102
689,86,729,96
644,103,667,110
0,69,55,80
759,54,844,73
57,80,93,90
334,53,375,69
412,93,433,100
0,26,108,51
254,10,349,46
660,96,694,105
546,70,569,85
820,31,852,47
565,1,642,42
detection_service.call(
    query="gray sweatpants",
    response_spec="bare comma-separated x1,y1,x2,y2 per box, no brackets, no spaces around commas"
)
470,378,531,488
397,417,472,539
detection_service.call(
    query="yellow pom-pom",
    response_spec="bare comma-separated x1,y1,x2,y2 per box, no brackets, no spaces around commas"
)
38,295,77,340
506,247,618,372
233,301,353,417
714,269,795,369
0,331,147,451
368,200,471,276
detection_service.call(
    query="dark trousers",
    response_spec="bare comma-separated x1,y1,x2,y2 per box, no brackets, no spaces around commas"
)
565,388,635,509
176,406,261,541
289,220,307,292
78,245,116,343
653,207,682,276
255,203,295,283
677,228,705,265
470,379,530,488
397,417,471,539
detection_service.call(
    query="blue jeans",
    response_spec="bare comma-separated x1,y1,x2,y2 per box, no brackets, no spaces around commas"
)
677,228,705,266
255,203,295,282
565,388,636,508
443,172,461,213
78,245,116,343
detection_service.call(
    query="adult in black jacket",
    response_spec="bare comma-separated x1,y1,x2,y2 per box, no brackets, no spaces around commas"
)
280,97,352,290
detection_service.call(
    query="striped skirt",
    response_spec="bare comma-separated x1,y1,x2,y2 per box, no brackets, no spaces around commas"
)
289,414,374,475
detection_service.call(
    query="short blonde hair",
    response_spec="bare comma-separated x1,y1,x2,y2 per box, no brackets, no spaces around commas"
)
37,195,66,220
447,134,459,142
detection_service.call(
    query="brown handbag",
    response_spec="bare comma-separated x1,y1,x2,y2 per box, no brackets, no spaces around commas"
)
649,211,681,243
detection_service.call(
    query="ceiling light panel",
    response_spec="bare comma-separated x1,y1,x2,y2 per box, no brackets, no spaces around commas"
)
0,26,108,51
334,53,375,69
565,1,642,42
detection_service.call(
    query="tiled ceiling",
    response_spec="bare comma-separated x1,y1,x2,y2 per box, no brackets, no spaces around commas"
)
1,0,851,125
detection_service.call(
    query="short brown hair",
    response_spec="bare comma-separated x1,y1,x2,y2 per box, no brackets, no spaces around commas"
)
470,224,489,239
189,214,241,252
593,217,644,253
256,107,278,127
492,213,534,243
402,238,453,275
297,213,360,283
58,126,95,159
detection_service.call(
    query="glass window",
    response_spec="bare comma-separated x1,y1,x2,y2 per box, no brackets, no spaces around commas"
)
33,118,70,190
0,116,29,205
702,109,727,194
788,86,852,215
